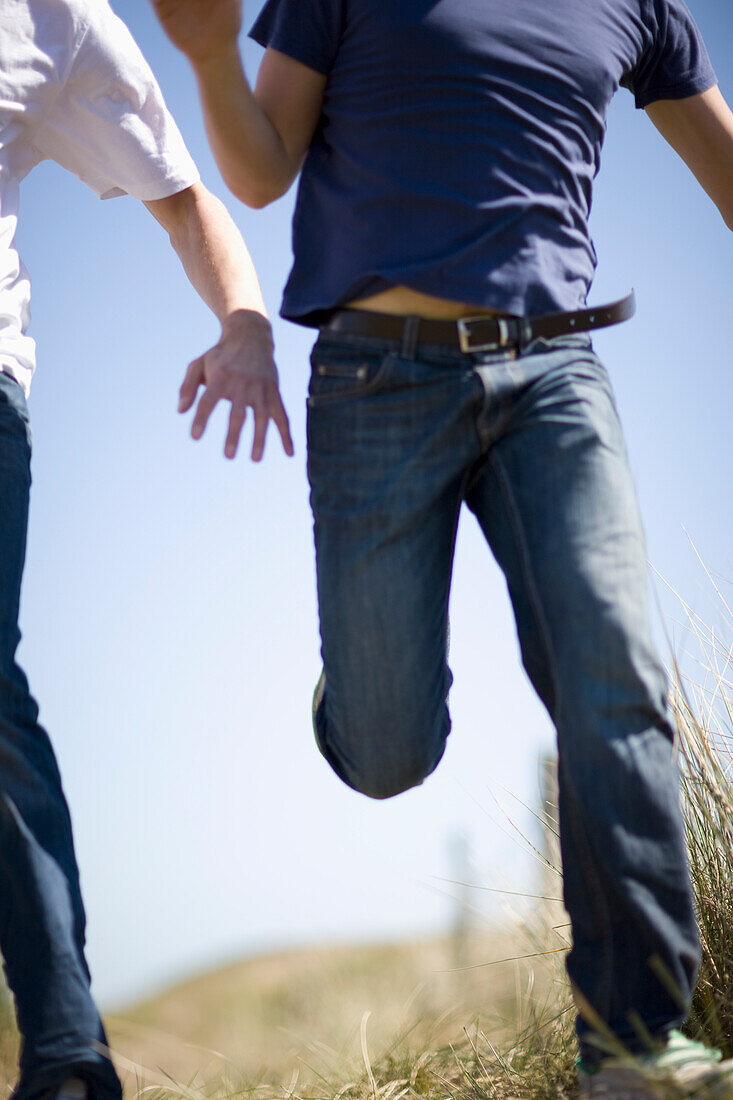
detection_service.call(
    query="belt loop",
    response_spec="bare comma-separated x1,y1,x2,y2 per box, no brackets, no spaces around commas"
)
401,315,420,360
517,318,532,354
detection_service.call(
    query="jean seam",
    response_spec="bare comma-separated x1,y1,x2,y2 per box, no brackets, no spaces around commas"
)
488,448,615,1029
448,467,473,641
488,451,562,712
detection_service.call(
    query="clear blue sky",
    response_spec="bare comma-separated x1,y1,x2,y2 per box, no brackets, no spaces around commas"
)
13,0,733,1008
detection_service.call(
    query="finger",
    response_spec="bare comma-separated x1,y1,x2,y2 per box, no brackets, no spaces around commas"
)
271,392,295,457
191,387,220,440
179,357,205,413
250,402,270,463
225,403,247,460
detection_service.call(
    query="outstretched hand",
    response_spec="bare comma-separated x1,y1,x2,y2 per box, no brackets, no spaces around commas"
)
151,0,241,62
178,309,294,462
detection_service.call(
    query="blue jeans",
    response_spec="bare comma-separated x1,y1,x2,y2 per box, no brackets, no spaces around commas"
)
307,332,700,1061
0,373,121,1100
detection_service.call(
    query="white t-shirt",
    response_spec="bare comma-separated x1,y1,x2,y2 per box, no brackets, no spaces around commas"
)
0,0,200,395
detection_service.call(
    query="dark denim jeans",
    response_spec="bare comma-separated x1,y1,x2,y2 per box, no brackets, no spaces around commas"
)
0,373,121,1100
307,332,700,1061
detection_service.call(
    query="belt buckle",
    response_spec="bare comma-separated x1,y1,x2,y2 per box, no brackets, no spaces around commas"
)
457,316,511,354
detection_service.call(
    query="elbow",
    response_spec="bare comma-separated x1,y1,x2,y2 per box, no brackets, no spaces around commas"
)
240,194,269,209
229,178,290,210
239,188,280,210
223,162,297,210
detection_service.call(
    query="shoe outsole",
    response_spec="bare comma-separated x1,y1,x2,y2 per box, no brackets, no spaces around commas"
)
579,1060,733,1100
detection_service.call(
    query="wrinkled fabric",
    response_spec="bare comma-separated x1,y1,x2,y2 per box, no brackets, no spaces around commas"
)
307,334,700,1058
251,0,715,323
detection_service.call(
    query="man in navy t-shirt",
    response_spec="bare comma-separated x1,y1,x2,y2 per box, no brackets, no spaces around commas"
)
153,0,733,1093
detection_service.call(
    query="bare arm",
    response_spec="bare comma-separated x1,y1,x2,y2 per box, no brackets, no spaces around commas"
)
145,181,293,460
151,0,326,207
645,85,733,229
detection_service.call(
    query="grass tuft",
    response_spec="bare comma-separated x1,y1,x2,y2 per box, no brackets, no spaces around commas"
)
672,579,733,1056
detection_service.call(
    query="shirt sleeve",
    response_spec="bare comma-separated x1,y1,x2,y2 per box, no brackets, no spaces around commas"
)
33,1,200,200
249,0,344,76
621,0,717,109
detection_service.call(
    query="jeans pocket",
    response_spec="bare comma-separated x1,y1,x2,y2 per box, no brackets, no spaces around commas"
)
307,346,394,406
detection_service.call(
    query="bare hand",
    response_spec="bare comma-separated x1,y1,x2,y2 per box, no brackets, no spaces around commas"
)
178,310,294,461
151,0,241,63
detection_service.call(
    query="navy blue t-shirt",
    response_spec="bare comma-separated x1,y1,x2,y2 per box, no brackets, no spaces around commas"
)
250,0,716,322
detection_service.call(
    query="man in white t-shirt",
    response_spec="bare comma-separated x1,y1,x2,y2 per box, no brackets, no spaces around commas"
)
0,4,293,1100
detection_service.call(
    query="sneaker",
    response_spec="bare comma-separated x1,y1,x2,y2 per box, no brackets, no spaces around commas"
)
578,1031,733,1100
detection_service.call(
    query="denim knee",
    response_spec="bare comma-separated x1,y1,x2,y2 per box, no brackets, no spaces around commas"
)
347,745,443,800
316,696,449,800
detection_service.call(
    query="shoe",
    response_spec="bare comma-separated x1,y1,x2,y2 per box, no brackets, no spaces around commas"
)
578,1031,733,1100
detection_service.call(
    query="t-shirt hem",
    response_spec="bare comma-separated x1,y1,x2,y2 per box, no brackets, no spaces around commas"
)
248,28,331,75
279,272,590,326
634,70,717,110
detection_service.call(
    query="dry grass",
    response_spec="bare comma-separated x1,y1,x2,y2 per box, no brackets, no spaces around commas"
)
108,932,523,1092
102,912,577,1100
0,992,15,1097
1,574,731,1100
671,572,733,1056
0,927,559,1100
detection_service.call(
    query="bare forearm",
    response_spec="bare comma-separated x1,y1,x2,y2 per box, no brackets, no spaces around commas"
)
162,184,269,321
192,45,297,207
144,181,292,461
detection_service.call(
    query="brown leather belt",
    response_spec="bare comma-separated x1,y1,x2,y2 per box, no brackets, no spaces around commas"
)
321,290,636,354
